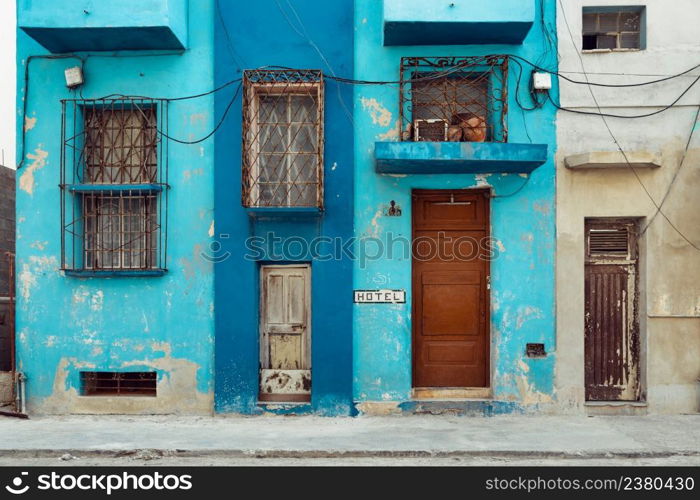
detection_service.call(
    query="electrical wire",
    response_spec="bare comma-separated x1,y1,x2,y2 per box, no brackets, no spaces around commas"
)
557,0,700,251
510,54,700,88
17,54,86,169
138,81,243,145
547,72,700,119
641,104,700,236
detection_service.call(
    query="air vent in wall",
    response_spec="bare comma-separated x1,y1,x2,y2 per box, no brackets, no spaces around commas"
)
81,371,157,397
589,228,629,255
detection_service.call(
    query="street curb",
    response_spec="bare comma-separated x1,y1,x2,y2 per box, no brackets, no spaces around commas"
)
0,449,698,460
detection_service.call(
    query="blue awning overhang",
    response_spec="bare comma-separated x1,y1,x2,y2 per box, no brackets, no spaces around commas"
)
383,0,535,46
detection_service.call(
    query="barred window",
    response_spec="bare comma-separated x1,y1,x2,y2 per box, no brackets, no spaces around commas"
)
61,99,168,275
400,56,508,143
83,194,158,269
84,108,157,184
243,70,324,208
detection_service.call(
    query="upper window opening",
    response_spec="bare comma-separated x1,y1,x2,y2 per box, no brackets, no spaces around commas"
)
582,7,645,51
400,56,508,144
60,99,169,274
242,70,324,209
84,107,158,184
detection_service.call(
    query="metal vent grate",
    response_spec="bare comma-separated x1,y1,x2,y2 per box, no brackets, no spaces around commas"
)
81,371,157,397
589,229,629,255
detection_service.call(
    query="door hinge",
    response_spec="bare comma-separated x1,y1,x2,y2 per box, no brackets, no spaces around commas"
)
486,275,491,290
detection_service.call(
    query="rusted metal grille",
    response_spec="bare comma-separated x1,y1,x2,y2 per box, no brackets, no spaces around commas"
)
242,70,324,208
400,56,508,143
83,195,158,269
84,107,158,184
589,228,630,256
60,99,168,272
80,371,157,397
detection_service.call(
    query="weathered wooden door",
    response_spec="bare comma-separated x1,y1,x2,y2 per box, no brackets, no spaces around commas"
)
259,265,311,402
584,219,640,401
412,189,490,388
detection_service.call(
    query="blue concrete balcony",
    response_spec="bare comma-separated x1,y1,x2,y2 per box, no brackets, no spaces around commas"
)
374,142,547,174
383,0,535,46
19,0,188,52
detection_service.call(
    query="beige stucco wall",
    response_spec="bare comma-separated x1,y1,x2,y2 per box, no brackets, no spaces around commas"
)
555,0,700,413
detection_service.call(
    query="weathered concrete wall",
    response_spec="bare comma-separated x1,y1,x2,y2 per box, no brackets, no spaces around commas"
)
0,166,15,373
555,0,700,414
353,0,559,413
15,1,216,414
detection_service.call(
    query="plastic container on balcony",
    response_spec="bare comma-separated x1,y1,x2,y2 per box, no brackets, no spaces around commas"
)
383,0,535,46
19,0,188,52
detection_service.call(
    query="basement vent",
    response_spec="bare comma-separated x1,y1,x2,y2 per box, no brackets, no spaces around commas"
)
589,228,629,255
80,371,157,397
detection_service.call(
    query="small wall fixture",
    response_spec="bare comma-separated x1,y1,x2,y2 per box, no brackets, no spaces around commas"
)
532,72,552,90
526,343,546,358
64,66,84,89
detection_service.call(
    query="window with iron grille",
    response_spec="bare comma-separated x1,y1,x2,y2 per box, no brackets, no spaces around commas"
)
242,70,324,208
400,56,508,143
60,99,168,274
582,7,645,51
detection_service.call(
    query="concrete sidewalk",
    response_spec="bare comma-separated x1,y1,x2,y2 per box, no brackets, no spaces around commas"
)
0,415,698,459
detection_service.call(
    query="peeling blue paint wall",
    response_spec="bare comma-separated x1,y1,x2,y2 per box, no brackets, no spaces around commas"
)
353,0,558,410
213,0,354,415
16,1,215,413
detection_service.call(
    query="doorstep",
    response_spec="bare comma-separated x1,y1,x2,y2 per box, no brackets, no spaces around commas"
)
585,401,648,417
412,387,492,400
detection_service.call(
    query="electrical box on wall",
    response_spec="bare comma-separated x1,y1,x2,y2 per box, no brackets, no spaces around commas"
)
533,72,552,90
64,66,84,88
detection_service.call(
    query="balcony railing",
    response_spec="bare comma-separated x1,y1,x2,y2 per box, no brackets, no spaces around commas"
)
400,56,509,144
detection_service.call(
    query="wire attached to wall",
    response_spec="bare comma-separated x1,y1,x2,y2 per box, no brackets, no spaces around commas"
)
557,0,700,252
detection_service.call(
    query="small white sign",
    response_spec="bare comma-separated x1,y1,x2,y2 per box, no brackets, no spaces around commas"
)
354,289,406,304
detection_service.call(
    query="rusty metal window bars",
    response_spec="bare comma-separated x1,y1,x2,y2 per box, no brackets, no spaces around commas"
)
60,99,169,274
400,56,508,143
80,371,157,397
242,70,324,208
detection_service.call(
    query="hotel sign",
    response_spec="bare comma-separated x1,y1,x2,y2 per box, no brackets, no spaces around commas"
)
353,289,406,304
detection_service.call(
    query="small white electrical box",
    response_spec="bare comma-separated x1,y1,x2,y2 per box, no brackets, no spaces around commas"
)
64,66,84,88
532,72,552,90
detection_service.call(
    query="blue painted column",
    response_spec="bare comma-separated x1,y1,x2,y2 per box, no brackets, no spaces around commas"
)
214,0,354,415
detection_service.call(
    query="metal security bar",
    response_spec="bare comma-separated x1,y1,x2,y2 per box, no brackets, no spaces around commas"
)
80,371,157,397
60,99,169,273
400,56,509,143
242,70,324,208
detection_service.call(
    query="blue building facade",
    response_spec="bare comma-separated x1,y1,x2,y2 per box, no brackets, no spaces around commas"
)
14,0,557,416
353,0,559,414
16,0,216,414
213,0,355,415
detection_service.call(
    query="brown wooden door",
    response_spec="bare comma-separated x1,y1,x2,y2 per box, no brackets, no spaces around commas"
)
584,219,640,401
412,189,490,388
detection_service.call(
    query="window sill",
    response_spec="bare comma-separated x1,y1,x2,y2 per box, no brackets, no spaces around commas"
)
246,207,323,218
64,269,167,278
65,184,166,194
582,48,642,54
